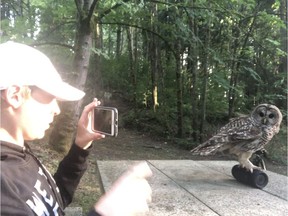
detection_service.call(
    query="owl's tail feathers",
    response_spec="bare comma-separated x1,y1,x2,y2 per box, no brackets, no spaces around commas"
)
190,141,222,156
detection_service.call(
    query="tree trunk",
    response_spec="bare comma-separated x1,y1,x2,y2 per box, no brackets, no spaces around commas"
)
187,0,199,141
116,25,122,58
149,34,159,112
175,44,183,138
74,18,93,115
149,4,159,112
126,26,137,108
279,0,287,73
199,23,210,143
49,0,96,152
92,22,103,97
278,0,287,107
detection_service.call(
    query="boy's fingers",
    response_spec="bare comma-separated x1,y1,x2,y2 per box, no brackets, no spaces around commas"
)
129,162,153,179
81,98,100,118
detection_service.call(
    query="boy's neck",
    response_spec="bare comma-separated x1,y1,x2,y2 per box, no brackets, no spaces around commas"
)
0,128,24,147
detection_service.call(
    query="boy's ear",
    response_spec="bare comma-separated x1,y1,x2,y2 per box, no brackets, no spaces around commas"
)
2,86,25,109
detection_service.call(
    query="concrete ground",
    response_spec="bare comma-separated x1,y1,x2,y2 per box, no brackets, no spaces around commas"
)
97,160,288,216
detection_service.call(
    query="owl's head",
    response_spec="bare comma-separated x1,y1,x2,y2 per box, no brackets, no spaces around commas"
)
251,104,282,132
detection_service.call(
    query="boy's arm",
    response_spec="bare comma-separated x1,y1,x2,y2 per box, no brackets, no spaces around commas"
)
53,142,91,207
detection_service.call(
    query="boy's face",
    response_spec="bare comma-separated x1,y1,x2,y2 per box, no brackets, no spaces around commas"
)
19,87,60,140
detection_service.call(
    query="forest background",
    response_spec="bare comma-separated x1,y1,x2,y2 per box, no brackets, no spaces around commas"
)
1,0,288,213
1,0,287,159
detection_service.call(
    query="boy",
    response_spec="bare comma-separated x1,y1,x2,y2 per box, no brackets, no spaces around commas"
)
0,41,152,216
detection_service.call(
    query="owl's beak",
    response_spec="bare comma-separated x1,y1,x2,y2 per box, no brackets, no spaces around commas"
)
262,118,267,124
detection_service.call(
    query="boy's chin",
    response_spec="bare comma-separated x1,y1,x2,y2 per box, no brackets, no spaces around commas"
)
35,132,46,140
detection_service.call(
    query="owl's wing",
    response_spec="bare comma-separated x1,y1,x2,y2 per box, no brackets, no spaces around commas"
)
228,124,262,141
191,117,262,155
227,124,263,152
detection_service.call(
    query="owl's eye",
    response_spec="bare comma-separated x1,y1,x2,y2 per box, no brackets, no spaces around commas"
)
268,113,275,118
259,112,265,117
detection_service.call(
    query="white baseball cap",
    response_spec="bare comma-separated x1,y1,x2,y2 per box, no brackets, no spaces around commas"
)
0,41,85,101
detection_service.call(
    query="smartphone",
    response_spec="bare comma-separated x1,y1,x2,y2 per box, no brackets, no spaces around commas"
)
92,106,118,137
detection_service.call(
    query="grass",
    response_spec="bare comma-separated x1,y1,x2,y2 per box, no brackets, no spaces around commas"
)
68,159,102,213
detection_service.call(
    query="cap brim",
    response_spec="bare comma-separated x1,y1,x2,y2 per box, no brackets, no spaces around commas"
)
38,82,85,101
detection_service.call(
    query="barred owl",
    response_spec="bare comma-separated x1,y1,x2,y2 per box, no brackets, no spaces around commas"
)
191,104,282,172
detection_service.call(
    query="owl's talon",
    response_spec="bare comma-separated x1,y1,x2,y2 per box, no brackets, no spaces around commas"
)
239,156,263,173
240,163,262,173
252,153,267,170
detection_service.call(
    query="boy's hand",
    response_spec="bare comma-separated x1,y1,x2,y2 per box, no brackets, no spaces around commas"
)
95,162,153,216
75,98,105,149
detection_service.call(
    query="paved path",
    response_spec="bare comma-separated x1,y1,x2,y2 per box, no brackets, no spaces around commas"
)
97,160,288,216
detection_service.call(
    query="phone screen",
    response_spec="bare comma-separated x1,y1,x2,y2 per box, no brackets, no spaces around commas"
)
93,109,113,134
92,107,118,136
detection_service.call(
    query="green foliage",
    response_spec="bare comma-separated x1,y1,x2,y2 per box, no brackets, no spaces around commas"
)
122,108,175,137
265,128,288,165
2,1,287,214
95,0,287,140
2,0,286,148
